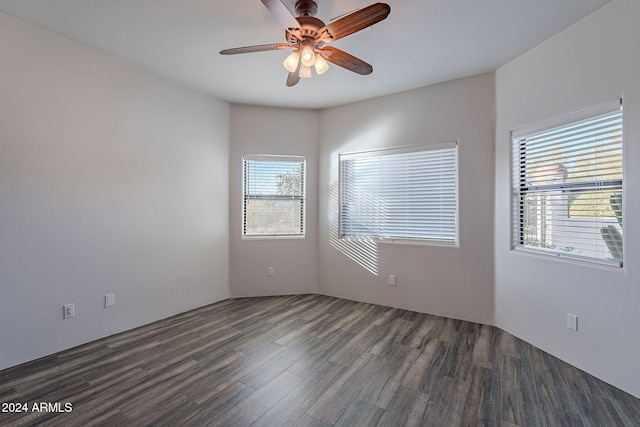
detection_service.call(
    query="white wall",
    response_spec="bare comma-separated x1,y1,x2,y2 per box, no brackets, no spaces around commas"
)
495,0,640,397
3,0,636,400
0,11,230,370
318,73,496,325
229,105,318,297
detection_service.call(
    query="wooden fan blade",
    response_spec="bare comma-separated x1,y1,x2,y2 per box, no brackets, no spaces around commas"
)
286,59,301,87
318,3,390,43
286,71,301,87
319,46,373,75
220,43,292,55
261,0,302,38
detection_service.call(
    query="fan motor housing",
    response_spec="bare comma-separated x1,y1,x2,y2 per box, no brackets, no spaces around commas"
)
286,15,325,44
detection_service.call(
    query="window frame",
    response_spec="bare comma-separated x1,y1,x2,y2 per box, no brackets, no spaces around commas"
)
510,98,624,267
242,154,306,239
338,142,459,246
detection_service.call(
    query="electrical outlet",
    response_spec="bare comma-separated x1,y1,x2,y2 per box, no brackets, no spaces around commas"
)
267,267,274,277
388,275,396,286
63,304,75,319
105,293,115,308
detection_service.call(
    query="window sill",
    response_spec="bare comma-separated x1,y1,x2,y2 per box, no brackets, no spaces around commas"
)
242,235,306,241
512,246,623,269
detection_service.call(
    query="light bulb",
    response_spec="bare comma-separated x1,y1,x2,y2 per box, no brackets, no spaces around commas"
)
313,55,329,75
300,45,316,67
283,51,300,73
299,65,312,78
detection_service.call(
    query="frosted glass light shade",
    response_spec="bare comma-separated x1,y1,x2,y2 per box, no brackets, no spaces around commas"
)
314,55,329,75
299,65,312,78
300,45,316,67
283,51,300,73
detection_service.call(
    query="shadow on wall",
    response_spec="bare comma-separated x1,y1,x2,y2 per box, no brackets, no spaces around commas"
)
324,113,402,276
328,152,379,276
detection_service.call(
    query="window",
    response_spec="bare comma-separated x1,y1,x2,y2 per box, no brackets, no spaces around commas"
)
512,99,623,266
339,142,458,245
243,154,305,238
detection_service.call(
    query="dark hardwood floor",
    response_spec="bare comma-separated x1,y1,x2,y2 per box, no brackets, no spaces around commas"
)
0,294,638,426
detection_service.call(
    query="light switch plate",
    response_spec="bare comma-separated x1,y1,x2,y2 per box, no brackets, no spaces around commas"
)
567,313,578,331
105,293,115,308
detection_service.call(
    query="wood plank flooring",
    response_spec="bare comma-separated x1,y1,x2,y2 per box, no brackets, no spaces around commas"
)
1,294,638,426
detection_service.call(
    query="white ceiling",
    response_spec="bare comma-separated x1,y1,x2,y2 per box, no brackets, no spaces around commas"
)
0,0,611,109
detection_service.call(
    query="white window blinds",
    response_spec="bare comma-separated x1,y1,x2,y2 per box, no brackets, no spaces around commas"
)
340,142,458,245
243,155,305,237
512,99,623,265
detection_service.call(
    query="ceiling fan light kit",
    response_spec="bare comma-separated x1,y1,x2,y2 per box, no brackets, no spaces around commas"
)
220,0,390,87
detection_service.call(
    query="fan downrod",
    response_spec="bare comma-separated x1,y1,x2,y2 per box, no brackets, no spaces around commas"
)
295,0,318,17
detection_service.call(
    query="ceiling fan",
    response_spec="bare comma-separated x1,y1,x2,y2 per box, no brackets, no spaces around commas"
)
220,0,391,87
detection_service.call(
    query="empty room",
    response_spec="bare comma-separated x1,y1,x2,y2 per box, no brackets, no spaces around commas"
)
1,0,638,425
